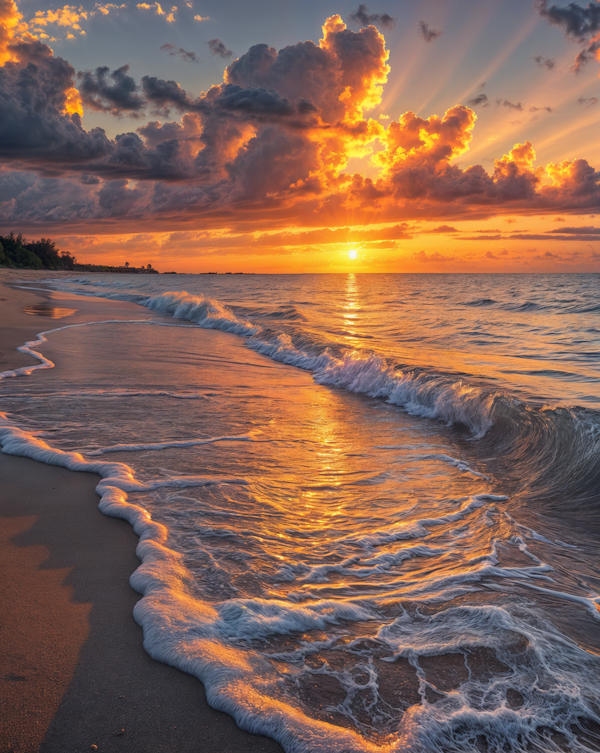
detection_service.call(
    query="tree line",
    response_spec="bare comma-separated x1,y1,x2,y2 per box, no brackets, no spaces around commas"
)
0,232,158,273
0,232,76,270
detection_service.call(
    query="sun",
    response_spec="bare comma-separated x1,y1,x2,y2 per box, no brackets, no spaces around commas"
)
348,249,358,260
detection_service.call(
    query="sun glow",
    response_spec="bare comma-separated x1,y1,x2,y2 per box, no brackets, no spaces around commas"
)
348,249,358,260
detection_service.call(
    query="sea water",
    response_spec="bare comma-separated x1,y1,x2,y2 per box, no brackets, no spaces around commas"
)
1,273,599,752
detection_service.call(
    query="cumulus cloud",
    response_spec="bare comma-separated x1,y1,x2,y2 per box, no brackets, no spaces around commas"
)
1,10,600,234
160,43,198,63
78,64,146,116
418,21,443,42
207,38,232,58
0,0,24,64
349,4,396,29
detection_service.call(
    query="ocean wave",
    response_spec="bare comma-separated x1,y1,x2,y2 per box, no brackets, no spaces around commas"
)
27,284,600,511
462,298,497,307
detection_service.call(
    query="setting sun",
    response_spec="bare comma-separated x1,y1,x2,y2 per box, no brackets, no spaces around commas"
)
348,250,358,260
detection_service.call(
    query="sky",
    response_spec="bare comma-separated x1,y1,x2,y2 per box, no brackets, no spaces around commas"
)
1,0,600,272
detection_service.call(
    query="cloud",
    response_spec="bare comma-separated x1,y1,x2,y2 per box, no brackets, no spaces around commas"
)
194,14,208,21
78,64,146,116
536,1,600,72
349,5,396,29
529,105,552,112
578,96,598,106
414,250,454,261
533,54,556,69
509,233,600,241
497,99,523,111
467,92,489,108
0,0,23,65
549,225,600,233
160,43,198,63
95,4,127,16
418,20,443,42
536,0,600,40
30,5,88,35
572,38,600,71
424,225,458,233
137,3,165,15
208,38,232,58
1,12,600,236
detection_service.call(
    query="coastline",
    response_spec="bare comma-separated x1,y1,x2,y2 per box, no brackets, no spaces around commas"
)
0,271,283,753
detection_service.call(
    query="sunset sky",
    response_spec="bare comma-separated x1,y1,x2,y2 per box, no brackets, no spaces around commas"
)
1,0,600,272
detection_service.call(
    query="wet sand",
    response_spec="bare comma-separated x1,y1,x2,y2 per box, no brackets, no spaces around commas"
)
0,271,283,753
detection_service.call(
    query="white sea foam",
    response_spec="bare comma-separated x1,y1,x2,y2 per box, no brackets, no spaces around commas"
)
86,434,255,455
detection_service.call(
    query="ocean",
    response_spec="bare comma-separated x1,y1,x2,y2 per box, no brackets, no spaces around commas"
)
1,272,599,752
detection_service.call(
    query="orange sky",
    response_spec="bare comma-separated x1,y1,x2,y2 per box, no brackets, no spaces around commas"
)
1,0,600,272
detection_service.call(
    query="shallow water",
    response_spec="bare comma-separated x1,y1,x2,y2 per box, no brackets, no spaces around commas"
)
1,273,599,752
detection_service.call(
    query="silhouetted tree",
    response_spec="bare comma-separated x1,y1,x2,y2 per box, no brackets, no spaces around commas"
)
60,251,77,270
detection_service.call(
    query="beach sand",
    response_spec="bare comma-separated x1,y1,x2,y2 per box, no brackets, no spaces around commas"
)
0,271,283,753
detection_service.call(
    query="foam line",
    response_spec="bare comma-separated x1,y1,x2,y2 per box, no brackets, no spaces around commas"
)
86,434,255,455
0,319,196,382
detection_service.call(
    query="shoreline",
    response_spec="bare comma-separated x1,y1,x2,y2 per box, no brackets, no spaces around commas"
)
0,271,283,753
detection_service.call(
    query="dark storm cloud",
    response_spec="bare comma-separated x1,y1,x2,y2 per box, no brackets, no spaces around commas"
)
467,92,490,107
0,170,36,203
140,76,317,123
78,64,145,116
578,95,599,106
536,0,600,40
160,44,199,63
0,41,112,165
140,75,192,115
0,41,198,181
418,21,443,42
497,99,524,110
208,39,233,59
533,54,556,69
349,4,396,29
97,179,143,216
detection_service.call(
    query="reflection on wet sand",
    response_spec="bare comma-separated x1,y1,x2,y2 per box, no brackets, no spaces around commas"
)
23,304,77,319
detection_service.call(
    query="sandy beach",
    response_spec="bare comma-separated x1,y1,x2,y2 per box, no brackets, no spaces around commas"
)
0,271,283,753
